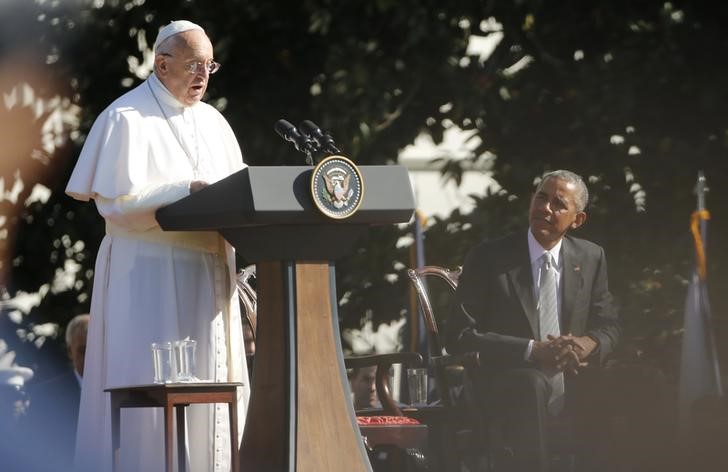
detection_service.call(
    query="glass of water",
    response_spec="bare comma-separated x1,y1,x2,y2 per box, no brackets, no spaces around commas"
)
151,342,173,384
407,368,428,406
174,339,198,382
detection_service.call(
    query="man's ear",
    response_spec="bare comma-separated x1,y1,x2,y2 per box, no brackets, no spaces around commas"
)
154,55,168,76
571,211,587,230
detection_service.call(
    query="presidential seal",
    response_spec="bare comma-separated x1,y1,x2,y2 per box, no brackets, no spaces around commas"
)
310,155,364,219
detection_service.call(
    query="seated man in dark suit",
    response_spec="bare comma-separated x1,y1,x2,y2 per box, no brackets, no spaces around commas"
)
447,170,620,471
22,313,89,470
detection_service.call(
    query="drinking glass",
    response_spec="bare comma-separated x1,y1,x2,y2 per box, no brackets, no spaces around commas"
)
174,339,198,382
151,342,174,384
407,368,428,406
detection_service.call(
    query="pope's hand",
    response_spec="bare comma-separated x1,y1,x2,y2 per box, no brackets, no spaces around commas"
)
190,180,209,193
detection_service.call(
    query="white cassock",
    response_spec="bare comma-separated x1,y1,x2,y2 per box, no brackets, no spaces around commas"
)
66,72,249,472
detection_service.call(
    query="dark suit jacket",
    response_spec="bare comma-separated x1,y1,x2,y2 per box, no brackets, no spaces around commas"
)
447,231,620,373
20,369,81,470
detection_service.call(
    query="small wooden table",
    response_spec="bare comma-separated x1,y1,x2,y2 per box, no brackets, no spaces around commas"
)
105,382,242,472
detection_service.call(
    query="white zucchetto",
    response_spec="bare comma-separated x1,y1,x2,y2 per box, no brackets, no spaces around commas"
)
153,20,204,53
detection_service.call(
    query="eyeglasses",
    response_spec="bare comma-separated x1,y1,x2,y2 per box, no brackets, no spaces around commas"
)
160,53,221,75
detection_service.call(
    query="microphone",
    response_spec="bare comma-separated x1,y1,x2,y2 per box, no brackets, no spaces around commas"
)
299,120,341,155
274,119,317,164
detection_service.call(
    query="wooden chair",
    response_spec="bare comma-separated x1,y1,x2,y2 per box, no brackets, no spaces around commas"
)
236,265,257,373
236,264,257,340
406,265,487,471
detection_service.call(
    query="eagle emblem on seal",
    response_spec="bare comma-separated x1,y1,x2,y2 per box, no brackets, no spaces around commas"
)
323,172,353,208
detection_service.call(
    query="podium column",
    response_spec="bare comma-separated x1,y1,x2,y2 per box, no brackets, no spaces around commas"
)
240,261,370,472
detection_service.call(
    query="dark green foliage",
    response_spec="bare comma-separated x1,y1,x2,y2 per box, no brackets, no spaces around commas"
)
1,1,727,388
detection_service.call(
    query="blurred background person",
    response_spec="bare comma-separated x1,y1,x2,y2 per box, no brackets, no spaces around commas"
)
349,365,380,410
0,341,33,470
20,314,88,471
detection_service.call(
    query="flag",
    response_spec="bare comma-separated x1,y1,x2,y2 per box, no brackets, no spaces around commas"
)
678,205,723,432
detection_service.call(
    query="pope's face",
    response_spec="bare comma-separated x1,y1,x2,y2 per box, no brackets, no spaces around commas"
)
156,30,214,106
529,177,586,249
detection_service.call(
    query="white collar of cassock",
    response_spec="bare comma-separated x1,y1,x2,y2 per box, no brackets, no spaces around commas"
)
148,72,187,111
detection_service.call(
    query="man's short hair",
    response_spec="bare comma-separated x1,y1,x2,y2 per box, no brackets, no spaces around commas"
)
65,314,89,346
537,169,589,211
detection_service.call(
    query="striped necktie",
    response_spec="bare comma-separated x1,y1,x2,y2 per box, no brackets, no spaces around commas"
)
538,253,565,415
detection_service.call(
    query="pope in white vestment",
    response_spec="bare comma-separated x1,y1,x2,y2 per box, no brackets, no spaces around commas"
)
65,21,249,472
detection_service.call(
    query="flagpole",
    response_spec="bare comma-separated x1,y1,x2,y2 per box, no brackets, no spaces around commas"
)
680,172,724,432
695,171,708,250
693,172,723,396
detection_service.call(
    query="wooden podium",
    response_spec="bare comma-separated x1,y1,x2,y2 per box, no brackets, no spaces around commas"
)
156,166,415,472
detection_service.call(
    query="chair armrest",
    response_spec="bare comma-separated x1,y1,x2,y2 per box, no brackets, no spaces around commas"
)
345,352,423,370
429,352,481,409
431,352,480,369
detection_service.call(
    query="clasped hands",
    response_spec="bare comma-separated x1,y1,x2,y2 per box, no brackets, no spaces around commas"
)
531,334,597,375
